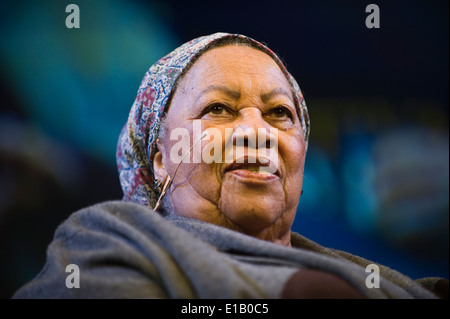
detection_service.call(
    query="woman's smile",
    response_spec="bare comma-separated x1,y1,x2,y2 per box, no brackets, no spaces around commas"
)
154,44,306,243
223,154,280,182
225,168,279,182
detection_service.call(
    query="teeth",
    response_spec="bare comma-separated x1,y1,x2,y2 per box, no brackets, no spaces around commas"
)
258,166,273,174
239,166,272,174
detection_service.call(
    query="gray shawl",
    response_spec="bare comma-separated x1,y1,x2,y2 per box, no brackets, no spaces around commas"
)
12,201,440,298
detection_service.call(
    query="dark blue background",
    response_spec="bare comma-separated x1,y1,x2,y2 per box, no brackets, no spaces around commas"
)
0,0,448,298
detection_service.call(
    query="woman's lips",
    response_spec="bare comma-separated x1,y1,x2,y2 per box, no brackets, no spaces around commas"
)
224,156,281,182
227,168,279,181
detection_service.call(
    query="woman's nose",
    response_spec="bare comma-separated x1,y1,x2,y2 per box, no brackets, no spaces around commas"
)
231,108,277,150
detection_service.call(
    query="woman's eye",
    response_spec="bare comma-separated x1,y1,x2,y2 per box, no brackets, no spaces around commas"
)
203,103,231,116
267,106,292,119
210,104,226,114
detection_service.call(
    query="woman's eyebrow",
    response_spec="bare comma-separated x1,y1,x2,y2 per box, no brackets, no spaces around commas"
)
196,85,241,101
195,85,293,104
261,88,293,103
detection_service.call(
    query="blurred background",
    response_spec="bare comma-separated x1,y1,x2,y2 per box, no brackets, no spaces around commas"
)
0,0,448,298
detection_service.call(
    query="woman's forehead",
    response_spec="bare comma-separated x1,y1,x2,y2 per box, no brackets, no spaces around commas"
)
196,45,279,67
178,45,292,95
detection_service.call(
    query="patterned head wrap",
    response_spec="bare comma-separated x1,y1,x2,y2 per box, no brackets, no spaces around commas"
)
116,32,310,208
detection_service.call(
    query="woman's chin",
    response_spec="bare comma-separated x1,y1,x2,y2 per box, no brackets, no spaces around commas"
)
219,191,286,233
219,173,286,229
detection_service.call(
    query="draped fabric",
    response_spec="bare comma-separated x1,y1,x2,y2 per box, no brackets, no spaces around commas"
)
116,32,310,208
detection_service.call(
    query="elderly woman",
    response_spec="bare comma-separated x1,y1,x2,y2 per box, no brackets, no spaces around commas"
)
13,33,446,299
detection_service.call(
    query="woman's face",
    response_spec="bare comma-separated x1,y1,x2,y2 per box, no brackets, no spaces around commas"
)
153,45,306,246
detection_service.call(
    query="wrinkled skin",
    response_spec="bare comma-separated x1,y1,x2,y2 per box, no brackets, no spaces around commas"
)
153,45,306,246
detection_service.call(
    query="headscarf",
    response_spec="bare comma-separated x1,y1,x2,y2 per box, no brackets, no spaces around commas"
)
116,32,310,208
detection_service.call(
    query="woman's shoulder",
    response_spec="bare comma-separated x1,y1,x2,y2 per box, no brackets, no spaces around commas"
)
57,200,163,237
12,201,179,298
64,200,158,223
49,200,178,254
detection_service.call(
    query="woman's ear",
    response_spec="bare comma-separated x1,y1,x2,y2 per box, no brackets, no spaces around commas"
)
153,139,168,181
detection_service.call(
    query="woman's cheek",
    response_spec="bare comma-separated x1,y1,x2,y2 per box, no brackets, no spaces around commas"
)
192,161,222,202
280,133,306,195
280,129,305,165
